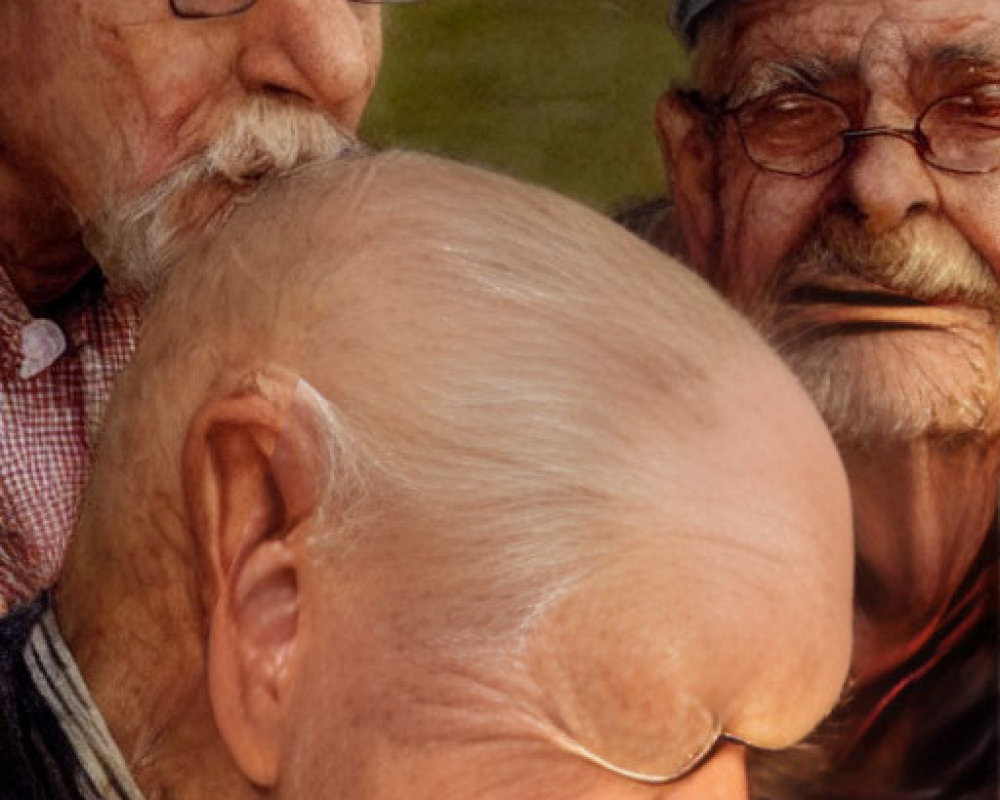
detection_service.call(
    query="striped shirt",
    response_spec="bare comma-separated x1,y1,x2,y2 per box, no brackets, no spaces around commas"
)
0,597,145,800
23,609,146,800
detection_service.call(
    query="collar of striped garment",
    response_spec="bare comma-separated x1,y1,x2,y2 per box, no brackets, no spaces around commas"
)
23,609,147,800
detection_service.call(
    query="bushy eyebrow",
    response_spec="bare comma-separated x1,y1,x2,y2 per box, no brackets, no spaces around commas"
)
726,42,1000,111
726,57,848,108
926,42,1000,86
931,40,1000,68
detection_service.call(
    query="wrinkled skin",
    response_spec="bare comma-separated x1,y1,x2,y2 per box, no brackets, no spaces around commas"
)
0,0,381,307
660,0,1000,683
278,356,853,800
657,1,1000,796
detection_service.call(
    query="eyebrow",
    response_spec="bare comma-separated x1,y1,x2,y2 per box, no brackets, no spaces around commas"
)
914,43,1000,94
725,57,849,108
931,40,1000,69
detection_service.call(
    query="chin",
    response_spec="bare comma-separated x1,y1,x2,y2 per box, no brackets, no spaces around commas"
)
777,325,1000,450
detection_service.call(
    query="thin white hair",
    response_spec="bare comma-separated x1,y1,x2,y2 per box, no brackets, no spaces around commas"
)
80,151,775,657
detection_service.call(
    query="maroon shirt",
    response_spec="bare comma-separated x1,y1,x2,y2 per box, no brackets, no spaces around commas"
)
0,268,141,610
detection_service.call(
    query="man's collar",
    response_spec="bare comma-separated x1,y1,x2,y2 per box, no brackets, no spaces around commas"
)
0,264,142,381
23,609,147,800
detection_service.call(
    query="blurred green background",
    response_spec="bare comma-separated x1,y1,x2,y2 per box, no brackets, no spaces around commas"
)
362,0,689,213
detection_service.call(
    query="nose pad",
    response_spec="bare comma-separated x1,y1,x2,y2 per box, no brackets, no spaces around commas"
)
235,0,380,129
663,743,748,800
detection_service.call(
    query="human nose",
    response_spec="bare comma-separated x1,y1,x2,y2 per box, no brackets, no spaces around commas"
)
235,0,380,129
840,117,939,236
662,743,748,800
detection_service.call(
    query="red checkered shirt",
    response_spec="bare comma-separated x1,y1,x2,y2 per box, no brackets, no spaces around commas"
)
0,267,141,611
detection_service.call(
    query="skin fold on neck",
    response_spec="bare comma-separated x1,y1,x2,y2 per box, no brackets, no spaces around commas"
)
843,435,999,684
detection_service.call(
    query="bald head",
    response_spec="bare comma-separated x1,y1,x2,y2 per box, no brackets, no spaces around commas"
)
60,152,853,800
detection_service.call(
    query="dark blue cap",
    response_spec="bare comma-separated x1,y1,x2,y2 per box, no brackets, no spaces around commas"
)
671,0,727,45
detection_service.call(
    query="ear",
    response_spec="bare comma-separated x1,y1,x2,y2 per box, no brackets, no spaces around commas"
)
181,370,335,787
655,89,721,275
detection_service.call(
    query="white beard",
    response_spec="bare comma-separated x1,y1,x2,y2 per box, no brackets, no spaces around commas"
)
778,323,1000,449
756,213,1000,449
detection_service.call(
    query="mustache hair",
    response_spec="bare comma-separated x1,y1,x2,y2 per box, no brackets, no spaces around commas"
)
770,211,999,315
84,96,366,295
759,211,1000,446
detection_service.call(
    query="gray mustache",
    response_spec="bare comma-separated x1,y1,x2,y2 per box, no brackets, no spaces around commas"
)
774,213,1000,313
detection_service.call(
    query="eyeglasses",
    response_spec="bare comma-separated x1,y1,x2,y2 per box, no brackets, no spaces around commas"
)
563,726,751,788
688,83,1000,177
171,0,419,19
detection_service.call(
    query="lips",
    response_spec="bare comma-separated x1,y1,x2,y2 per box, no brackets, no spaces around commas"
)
779,274,993,330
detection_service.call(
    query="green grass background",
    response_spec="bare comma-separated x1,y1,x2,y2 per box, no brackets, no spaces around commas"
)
362,0,689,213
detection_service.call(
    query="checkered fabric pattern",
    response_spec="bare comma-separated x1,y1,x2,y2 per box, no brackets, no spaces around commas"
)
0,268,141,611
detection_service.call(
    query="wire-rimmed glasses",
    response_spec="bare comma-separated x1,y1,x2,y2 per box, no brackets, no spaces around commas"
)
687,83,1000,177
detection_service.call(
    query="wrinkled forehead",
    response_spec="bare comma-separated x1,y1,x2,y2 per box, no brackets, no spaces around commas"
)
711,0,1000,95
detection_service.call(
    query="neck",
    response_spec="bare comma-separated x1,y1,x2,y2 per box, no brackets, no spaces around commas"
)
0,160,94,310
55,541,254,799
842,435,999,684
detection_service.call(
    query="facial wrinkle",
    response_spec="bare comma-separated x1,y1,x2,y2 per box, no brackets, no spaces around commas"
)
856,17,912,100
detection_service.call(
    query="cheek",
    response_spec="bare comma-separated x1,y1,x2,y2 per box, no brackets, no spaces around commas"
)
939,177,1000,278
714,152,834,304
94,23,237,184
282,657,356,798
360,9,384,75
336,9,383,131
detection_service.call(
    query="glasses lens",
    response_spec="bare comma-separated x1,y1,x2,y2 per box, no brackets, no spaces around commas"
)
171,0,256,17
735,91,850,176
922,84,1000,174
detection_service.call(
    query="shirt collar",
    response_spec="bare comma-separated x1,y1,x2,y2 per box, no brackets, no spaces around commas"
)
22,609,147,800
0,265,135,381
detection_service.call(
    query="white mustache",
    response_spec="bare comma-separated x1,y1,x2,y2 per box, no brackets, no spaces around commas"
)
178,96,362,189
85,97,365,294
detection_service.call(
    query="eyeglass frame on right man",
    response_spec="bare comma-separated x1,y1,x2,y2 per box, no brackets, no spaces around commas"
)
681,83,1000,178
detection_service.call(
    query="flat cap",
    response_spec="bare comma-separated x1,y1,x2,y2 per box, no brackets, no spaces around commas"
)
671,0,730,44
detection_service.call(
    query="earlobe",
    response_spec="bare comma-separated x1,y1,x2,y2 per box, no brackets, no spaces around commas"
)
655,90,721,274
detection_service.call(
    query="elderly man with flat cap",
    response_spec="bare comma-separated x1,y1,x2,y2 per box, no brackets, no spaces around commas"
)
623,0,1000,797
0,0,415,611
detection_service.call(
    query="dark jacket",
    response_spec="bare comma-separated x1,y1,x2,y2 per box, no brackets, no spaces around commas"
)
0,596,83,800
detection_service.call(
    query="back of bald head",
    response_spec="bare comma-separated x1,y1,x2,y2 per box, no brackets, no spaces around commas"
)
64,151,840,670
54,153,855,796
